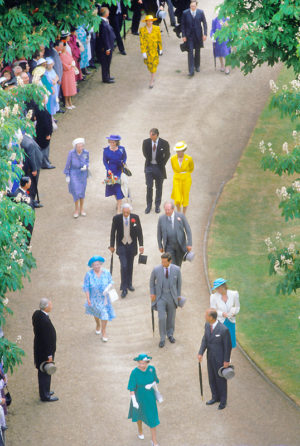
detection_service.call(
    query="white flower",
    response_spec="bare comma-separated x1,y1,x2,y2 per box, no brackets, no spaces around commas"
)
269,80,279,93
2,298,9,306
276,187,290,201
16,258,24,267
26,110,33,120
16,335,22,343
7,266,11,271
292,180,300,192
278,26,283,32
12,104,19,115
10,152,17,161
282,142,289,154
15,193,22,203
274,260,284,275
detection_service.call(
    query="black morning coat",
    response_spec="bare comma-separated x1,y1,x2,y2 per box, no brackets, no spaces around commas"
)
142,137,170,179
32,310,56,369
110,213,143,256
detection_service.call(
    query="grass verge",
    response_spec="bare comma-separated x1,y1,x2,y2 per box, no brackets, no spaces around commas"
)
208,67,300,405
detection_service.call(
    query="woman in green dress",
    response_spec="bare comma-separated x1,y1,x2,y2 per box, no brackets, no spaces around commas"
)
128,354,161,446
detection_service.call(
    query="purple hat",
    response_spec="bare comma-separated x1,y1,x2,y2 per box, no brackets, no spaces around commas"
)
106,134,121,141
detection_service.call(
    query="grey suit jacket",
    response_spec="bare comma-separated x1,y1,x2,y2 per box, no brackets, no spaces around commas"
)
157,212,192,252
150,264,182,307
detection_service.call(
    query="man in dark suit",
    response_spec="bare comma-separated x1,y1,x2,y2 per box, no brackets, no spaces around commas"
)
34,103,55,169
109,203,144,298
181,0,207,76
9,176,35,242
32,298,58,402
142,128,170,214
21,134,44,207
130,0,143,35
157,201,192,266
102,1,127,55
96,7,116,83
150,253,182,348
198,308,232,410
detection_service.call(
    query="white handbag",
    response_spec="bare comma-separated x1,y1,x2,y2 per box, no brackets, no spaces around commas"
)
108,288,119,303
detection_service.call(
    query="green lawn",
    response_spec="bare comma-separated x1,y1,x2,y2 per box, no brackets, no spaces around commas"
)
208,68,300,405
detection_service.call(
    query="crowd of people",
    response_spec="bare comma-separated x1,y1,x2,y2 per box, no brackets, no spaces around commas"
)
2,1,235,444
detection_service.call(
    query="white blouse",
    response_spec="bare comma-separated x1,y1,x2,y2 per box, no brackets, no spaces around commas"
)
210,289,240,323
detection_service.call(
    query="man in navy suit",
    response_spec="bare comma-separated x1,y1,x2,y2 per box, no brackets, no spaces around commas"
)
97,7,116,83
109,204,144,298
198,308,232,410
181,0,207,76
102,1,128,55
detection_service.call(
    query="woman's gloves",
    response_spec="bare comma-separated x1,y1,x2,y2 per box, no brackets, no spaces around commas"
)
131,394,139,409
71,60,76,67
145,382,163,403
159,50,163,56
66,176,70,183
142,53,147,59
145,381,156,390
80,165,87,171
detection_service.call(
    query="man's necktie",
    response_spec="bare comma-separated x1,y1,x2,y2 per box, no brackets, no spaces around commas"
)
210,325,213,333
153,143,156,152
165,268,168,278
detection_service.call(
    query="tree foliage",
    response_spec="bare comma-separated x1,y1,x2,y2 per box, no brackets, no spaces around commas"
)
217,0,300,75
0,0,132,62
0,81,45,372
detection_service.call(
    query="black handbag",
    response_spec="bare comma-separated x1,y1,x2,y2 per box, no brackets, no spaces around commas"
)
122,165,132,177
4,387,11,406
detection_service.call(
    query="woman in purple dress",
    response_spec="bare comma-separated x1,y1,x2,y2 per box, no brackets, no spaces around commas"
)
211,16,231,74
103,134,127,214
64,137,89,218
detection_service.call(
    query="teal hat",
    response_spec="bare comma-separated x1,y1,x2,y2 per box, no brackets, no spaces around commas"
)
134,353,152,362
88,256,105,267
212,278,227,291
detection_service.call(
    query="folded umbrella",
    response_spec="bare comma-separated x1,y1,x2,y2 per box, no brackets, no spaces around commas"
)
110,253,113,275
199,362,204,401
151,307,155,336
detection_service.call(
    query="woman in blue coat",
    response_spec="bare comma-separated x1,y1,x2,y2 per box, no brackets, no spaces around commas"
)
128,354,162,446
211,16,231,74
103,134,127,214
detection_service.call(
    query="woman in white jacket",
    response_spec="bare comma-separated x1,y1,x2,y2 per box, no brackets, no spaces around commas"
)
210,278,240,348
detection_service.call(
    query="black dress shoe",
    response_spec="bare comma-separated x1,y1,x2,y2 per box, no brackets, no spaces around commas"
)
145,206,151,214
103,79,115,84
159,340,165,348
218,403,226,410
155,206,160,213
41,396,59,402
42,164,56,169
120,50,127,55
109,77,115,80
132,31,139,36
128,286,135,292
33,201,43,208
168,336,176,343
195,67,200,72
121,290,127,298
57,109,65,114
206,399,219,405
188,72,194,77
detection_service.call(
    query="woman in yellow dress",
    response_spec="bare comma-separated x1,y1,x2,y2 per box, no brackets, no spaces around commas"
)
139,15,163,88
170,141,194,215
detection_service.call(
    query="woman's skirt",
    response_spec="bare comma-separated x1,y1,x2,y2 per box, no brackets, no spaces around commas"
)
223,318,236,348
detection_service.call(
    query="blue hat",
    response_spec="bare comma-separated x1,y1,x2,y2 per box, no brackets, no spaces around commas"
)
134,353,152,362
106,134,121,141
88,256,105,267
212,278,227,291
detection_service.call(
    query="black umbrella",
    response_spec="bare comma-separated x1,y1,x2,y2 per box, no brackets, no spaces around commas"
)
163,19,169,36
110,253,113,275
198,362,204,401
151,307,155,336
213,42,217,70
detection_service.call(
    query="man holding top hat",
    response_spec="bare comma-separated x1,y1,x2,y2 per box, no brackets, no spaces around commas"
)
181,0,207,76
32,298,58,402
198,308,232,410
150,252,182,348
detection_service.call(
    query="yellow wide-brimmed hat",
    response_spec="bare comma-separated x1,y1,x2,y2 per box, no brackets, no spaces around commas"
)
142,15,158,22
174,141,187,151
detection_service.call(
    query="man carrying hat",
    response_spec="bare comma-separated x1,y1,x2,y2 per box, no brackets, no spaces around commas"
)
32,298,58,402
181,0,207,76
109,203,144,298
198,308,232,410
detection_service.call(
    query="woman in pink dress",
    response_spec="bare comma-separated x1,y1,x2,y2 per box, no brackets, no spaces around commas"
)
59,44,77,109
69,27,83,82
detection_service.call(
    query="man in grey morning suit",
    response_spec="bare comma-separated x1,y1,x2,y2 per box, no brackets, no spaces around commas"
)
150,253,182,348
198,308,232,410
157,201,192,267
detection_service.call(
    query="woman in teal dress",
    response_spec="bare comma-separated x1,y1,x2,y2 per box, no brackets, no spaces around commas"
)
83,255,116,342
128,354,161,446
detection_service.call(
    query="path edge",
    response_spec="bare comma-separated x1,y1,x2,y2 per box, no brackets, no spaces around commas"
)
202,180,300,411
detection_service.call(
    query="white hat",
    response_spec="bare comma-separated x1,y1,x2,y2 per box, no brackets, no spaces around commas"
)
72,138,85,148
46,57,54,65
173,141,187,151
36,58,47,66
